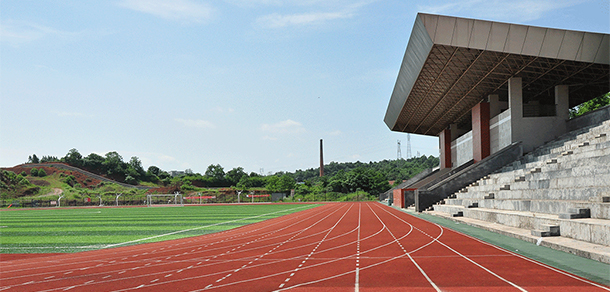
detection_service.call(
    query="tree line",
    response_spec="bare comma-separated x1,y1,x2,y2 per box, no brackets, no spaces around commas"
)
24,149,438,200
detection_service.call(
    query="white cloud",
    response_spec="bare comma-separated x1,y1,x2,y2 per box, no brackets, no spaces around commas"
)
0,20,79,46
175,118,216,129
119,0,214,23
57,111,90,118
418,0,582,22
253,0,377,28
261,119,306,134
256,11,353,28
211,106,235,113
262,135,278,141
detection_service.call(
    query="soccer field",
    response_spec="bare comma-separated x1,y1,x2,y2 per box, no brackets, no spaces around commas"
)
0,204,320,254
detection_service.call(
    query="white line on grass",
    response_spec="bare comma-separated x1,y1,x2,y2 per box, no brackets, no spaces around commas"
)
103,205,314,249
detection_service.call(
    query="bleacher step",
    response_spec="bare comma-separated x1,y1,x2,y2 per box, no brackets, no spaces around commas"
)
558,208,591,219
531,224,560,237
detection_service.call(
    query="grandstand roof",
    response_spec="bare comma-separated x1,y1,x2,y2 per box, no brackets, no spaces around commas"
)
384,13,610,136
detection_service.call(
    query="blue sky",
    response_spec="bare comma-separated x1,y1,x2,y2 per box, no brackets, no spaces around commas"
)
1,0,608,174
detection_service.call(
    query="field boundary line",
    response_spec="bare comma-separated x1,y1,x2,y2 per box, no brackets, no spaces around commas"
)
103,205,315,249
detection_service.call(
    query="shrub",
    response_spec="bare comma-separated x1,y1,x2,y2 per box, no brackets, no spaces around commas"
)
124,175,137,185
64,175,76,187
30,168,38,176
37,168,47,177
20,171,27,177
19,178,31,186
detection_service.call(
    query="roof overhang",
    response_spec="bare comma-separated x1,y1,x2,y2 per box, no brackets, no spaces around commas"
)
384,13,610,136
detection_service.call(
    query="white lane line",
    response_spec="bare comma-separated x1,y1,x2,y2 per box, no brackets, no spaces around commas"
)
2,205,326,285
113,204,388,292
103,205,313,249
274,204,441,292
453,226,610,291
376,204,527,292
191,204,346,289
355,203,361,292
100,205,354,292
278,204,355,289
367,203,441,292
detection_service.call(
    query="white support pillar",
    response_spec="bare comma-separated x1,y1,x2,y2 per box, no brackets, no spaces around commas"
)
508,77,523,145
508,77,523,120
555,85,569,121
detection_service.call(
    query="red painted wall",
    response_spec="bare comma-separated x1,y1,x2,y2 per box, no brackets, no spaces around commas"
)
393,189,405,208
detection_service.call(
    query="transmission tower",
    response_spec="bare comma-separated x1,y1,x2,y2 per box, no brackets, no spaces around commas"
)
397,140,402,160
406,133,412,159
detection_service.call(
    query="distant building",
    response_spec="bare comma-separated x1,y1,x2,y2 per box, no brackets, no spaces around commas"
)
169,170,186,177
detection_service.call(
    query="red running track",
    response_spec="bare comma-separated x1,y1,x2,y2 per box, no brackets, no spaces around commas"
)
1,202,608,291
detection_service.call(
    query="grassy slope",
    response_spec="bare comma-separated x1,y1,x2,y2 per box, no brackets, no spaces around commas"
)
0,204,320,253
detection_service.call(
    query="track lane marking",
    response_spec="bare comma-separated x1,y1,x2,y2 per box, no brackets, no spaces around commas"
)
448,223,610,291
355,203,361,292
2,205,323,275
367,203,441,291
0,205,334,290
1,205,397,292
124,204,413,292
103,205,316,249
201,204,349,290
277,204,355,289
376,204,528,292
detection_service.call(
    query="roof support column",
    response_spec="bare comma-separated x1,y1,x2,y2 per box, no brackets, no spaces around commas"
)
509,77,523,146
439,128,452,169
472,102,490,163
555,85,570,121
489,94,500,118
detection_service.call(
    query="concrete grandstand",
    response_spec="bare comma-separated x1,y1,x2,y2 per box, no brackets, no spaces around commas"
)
384,14,609,263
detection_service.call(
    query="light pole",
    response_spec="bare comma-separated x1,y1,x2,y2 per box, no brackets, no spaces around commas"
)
115,193,122,206
97,195,103,207
57,195,65,207
237,190,242,204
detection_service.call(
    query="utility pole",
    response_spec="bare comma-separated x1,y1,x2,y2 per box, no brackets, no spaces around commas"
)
407,133,412,159
397,140,402,160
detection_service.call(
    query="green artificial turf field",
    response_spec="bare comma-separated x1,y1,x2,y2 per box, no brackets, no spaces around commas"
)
0,204,320,254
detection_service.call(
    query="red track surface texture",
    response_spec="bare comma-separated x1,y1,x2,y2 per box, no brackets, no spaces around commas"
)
1,203,608,291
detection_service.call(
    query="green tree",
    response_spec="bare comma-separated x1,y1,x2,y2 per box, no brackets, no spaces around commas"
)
205,164,225,180
40,156,59,163
83,153,105,173
237,175,266,189
147,166,161,177
124,175,137,185
37,168,47,177
103,151,127,180
28,154,40,164
226,167,247,186
265,174,296,193
30,168,38,176
128,156,145,180
570,92,610,118
63,148,83,167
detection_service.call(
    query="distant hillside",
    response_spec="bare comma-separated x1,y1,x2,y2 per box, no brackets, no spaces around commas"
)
0,163,151,202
